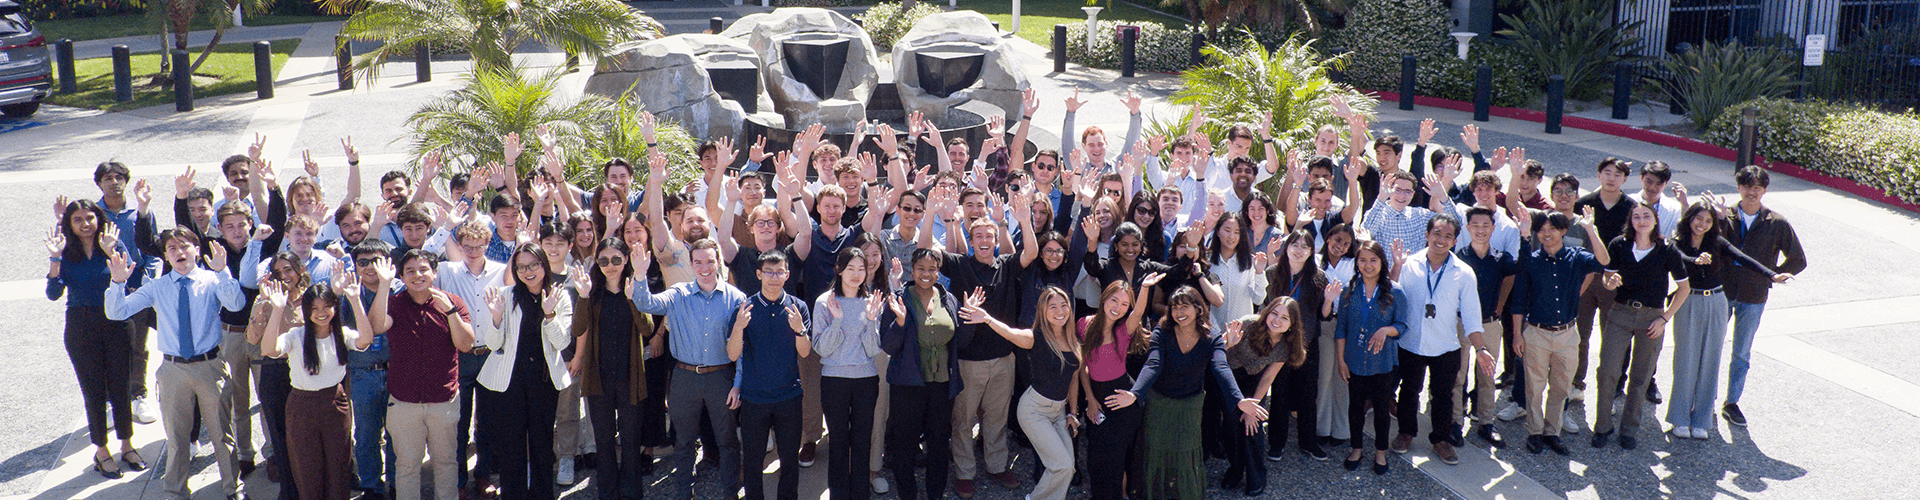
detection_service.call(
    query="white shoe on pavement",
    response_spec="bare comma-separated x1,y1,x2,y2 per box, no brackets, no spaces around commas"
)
556,457,575,486
1671,426,1692,440
1496,402,1526,422
132,398,158,424
1568,387,1585,401
1692,427,1712,440
1562,411,1582,435
871,476,890,494
1612,398,1624,416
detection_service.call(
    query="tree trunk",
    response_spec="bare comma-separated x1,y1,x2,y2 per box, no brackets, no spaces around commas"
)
188,27,227,76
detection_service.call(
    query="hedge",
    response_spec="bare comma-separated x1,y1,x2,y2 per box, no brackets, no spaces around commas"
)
1704,97,1920,204
1064,19,1195,73
854,1,946,52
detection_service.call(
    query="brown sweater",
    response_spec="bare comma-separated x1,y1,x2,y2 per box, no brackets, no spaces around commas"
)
1721,206,1808,304
572,290,655,402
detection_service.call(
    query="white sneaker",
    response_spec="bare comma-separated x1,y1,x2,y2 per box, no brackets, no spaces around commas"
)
1671,426,1692,440
132,398,158,424
871,476,890,494
556,457,575,486
1568,387,1585,401
1496,402,1527,422
1562,411,1582,435
1691,427,1712,440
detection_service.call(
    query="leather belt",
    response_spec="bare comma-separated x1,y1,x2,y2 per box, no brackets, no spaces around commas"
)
1692,287,1722,296
677,361,733,374
221,324,247,334
1528,321,1576,332
1617,300,1658,310
165,347,221,364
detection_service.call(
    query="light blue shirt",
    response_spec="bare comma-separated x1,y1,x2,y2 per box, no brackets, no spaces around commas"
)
105,269,246,357
1396,250,1483,357
98,199,157,288
631,281,747,367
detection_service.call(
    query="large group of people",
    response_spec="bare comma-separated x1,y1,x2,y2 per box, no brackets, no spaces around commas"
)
46,89,1808,500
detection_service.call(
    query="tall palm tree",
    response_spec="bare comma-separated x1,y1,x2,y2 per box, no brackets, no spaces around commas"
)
146,0,275,84
334,0,663,82
1170,34,1373,150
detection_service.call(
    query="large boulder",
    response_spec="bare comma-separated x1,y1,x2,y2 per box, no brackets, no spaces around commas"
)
584,34,767,142
891,11,1028,126
721,8,881,134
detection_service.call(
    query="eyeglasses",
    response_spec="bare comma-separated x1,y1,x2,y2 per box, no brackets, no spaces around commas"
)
752,219,780,228
1390,188,1415,195
1552,188,1577,196
1043,248,1067,255
354,258,379,267
596,256,626,267
1034,163,1059,171
759,269,790,276
900,206,925,214
514,263,545,273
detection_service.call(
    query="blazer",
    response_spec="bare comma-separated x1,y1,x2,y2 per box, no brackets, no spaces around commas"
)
1721,206,1807,304
572,289,653,402
879,285,973,398
478,292,575,392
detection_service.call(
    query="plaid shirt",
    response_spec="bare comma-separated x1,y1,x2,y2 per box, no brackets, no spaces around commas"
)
1362,201,1461,254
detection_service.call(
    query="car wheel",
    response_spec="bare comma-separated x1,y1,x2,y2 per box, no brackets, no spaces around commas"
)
2,101,40,118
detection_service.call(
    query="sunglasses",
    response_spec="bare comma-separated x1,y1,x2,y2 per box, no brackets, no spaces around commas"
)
597,256,627,267
1034,163,1059,171
354,258,379,267
900,206,926,214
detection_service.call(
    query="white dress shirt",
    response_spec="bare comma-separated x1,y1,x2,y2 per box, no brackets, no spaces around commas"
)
435,260,506,338
1396,250,1483,357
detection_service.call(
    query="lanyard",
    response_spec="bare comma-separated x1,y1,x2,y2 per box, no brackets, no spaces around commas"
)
1425,254,1450,298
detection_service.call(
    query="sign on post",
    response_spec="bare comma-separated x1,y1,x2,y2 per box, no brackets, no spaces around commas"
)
1803,34,1826,66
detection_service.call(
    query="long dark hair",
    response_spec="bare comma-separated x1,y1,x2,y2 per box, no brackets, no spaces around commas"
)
832,247,872,298
1244,296,1307,367
60,201,114,262
1320,222,1356,270
1159,285,1213,334
300,285,349,376
1341,240,1394,309
590,237,632,297
1272,229,1324,299
592,184,630,240
1208,212,1253,270
1241,191,1277,228
508,242,558,314
268,251,313,291
1624,201,1662,246
1675,202,1723,251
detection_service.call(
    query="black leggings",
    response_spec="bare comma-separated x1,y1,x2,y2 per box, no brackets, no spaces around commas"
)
1085,377,1144,500
1347,372,1397,451
1268,340,1320,453
821,376,878,500
66,307,134,447
1221,371,1266,490
888,382,952,500
259,361,299,500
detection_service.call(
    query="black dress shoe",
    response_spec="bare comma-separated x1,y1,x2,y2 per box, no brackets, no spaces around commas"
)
1646,383,1663,404
1526,435,1545,454
1544,436,1571,455
1323,437,1347,448
120,450,148,472
1591,431,1612,449
1244,484,1265,497
237,459,256,477
1373,458,1390,475
1477,424,1507,448
1344,456,1362,471
1221,469,1242,490
1620,434,1638,450
1301,445,1330,461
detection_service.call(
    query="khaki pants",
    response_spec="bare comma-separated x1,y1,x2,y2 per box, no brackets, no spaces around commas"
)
951,355,1015,479
218,328,259,461
158,358,238,499
1314,325,1351,440
389,397,460,500
1015,389,1073,500
1594,304,1666,435
1523,323,1579,436
553,382,594,458
1454,320,1504,425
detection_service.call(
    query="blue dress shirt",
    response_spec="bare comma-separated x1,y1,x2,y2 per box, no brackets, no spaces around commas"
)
1336,282,1411,377
631,281,747,367
105,268,246,357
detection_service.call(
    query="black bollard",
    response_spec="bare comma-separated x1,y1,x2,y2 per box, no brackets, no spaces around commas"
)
711,17,723,34
111,45,132,103
171,50,193,112
1473,64,1491,122
992,21,1000,32
1736,107,1758,169
1399,55,1416,111
1611,62,1632,120
416,42,431,82
1545,75,1565,134
336,35,354,90
1120,26,1136,78
254,41,273,99
55,39,76,94
1190,32,1205,68
1053,24,1067,73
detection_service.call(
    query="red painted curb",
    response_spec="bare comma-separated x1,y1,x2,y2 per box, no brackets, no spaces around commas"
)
1362,90,1920,213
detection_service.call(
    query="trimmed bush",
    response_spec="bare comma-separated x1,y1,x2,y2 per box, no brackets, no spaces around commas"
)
1415,43,1541,108
855,1,945,52
1335,0,1449,91
1064,19,1196,73
1704,97,1920,204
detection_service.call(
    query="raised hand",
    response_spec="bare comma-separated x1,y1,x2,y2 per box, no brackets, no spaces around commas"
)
886,294,906,321
263,280,289,309
749,135,770,164
825,293,844,319
248,133,268,166
1258,110,1274,139
1324,278,1343,301
1021,87,1039,117
1064,89,1087,112
1222,319,1244,348
486,286,508,323
207,241,229,273
1417,118,1437,145
889,259,904,289
338,268,363,298
1329,94,1353,118
420,150,443,182
132,179,152,212
1460,124,1481,153
785,304,807,332
864,293,886,321
342,136,360,165
907,110,927,139
1252,251,1271,272
1123,89,1142,115
639,111,658,145
542,283,567,316
46,224,65,259
303,149,321,178
98,222,120,251
570,266,591,293
108,247,132,283
733,301,754,331
1490,147,1508,171
1423,171,1448,197
1141,271,1167,288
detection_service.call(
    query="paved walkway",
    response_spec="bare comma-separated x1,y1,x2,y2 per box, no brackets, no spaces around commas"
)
4,7,1919,500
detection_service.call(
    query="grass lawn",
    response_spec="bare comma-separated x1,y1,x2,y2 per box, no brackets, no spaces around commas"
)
954,0,1188,47
47,39,299,112
35,14,345,43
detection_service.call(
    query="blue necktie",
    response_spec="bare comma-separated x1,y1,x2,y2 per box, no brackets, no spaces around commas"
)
176,276,195,356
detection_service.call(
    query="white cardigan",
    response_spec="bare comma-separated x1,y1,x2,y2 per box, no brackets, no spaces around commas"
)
477,290,574,392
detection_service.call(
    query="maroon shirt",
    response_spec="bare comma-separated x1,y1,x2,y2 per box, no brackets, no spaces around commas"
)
387,289,471,404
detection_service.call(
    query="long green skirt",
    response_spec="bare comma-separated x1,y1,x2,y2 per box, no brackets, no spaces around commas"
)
1143,391,1205,500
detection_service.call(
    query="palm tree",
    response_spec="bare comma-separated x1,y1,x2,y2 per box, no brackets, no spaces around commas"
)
146,0,275,85
1169,34,1374,152
334,0,663,83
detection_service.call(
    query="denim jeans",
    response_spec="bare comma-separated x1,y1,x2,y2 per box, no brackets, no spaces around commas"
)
1724,300,1766,404
350,367,396,492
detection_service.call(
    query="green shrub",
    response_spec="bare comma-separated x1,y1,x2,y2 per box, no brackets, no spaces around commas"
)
855,1,945,52
1703,97,1920,204
1064,19,1197,73
1648,41,1801,130
1334,0,1449,91
1495,0,1641,101
1415,42,1541,108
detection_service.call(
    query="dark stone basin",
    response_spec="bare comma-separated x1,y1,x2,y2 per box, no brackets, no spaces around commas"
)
703,59,760,114
915,50,985,98
782,38,850,100
735,91,1033,182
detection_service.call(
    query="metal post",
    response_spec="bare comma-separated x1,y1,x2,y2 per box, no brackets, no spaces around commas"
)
1736,107,1759,169
111,46,132,103
1611,62,1632,120
336,35,354,90
1399,55,1416,111
55,39,76,94
1120,26,1136,79
1473,64,1491,122
171,50,193,112
1190,32,1205,68
254,41,273,100
711,17,724,34
1053,24,1068,73
1545,75,1565,134
416,42,431,82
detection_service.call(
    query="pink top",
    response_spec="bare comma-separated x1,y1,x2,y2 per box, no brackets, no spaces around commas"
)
1078,317,1132,383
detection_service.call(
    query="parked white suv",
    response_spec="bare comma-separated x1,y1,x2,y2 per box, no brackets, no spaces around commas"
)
0,0,51,118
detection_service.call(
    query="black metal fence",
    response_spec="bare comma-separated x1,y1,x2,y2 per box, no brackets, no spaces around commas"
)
1621,0,1920,108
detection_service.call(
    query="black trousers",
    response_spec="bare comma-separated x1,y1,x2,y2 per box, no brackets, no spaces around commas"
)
258,361,298,500
821,376,878,500
1085,377,1144,500
740,396,803,500
66,307,134,447
1348,372,1396,451
888,382,952,500
485,372,560,500
1221,371,1266,491
640,359,673,448
1201,371,1226,459
1268,339,1321,453
456,352,493,490
586,378,644,500
1396,348,1461,444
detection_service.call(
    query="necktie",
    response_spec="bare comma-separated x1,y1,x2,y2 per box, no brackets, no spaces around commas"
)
176,276,195,356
